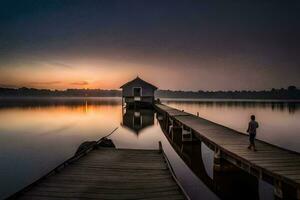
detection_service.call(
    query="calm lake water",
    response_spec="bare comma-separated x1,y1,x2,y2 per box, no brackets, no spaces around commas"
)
0,97,299,200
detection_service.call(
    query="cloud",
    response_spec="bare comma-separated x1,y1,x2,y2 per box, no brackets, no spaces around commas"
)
0,83,19,88
29,81,62,85
47,61,74,69
70,81,89,86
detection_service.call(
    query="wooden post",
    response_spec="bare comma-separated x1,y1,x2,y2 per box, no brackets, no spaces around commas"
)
274,179,283,199
168,118,174,135
182,127,193,142
122,98,124,116
296,188,300,200
165,114,169,130
214,147,222,171
158,141,162,153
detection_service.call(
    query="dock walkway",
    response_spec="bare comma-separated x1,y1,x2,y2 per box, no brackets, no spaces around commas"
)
155,103,300,199
13,148,186,200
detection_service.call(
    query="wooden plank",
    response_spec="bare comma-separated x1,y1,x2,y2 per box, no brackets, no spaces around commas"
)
19,197,65,200
236,154,298,161
285,175,300,180
76,161,166,166
26,186,181,194
155,104,190,117
20,194,185,200
252,160,300,165
274,170,300,176
70,164,167,170
64,170,171,176
266,166,300,171
29,188,182,196
228,150,284,155
46,175,174,182
59,169,171,175
38,179,179,188
253,162,300,168
21,191,185,200
224,144,285,150
65,168,170,174
35,184,180,191
239,155,298,161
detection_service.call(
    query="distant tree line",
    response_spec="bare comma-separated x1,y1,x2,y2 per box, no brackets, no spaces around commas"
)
0,87,121,97
155,86,300,99
0,86,299,99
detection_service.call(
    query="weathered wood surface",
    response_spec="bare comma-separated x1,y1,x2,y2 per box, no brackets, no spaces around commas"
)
155,103,300,189
155,104,190,117
16,148,186,200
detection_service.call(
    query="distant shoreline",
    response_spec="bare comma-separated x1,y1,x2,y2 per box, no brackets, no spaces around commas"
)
1,86,299,100
160,98,300,102
0,96,300,103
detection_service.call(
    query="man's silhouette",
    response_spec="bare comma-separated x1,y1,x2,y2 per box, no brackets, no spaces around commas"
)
247,115,259,151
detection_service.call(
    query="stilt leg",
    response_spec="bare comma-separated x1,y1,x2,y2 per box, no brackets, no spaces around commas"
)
214,147,222,171
274,180,283,199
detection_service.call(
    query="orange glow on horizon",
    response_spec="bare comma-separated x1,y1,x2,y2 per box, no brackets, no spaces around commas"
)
0,59,147,90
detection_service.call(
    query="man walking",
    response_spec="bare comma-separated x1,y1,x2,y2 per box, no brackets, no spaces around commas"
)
247,115,259,151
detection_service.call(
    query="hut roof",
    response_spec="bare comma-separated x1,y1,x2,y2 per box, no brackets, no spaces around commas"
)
120,77,158,89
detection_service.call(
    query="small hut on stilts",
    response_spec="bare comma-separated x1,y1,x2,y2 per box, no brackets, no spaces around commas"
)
120,76,157,108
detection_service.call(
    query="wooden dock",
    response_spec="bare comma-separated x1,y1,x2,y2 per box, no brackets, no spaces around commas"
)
155,103,300,199
10,147,187,200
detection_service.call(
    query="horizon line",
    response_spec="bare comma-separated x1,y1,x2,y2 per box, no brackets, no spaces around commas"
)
0,85,298,93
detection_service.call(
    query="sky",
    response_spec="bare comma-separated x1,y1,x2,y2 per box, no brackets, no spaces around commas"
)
0,0,299,91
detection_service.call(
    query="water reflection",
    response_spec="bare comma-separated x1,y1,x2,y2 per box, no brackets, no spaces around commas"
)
162,99,300,113
0,97,121,109
121,107,154,134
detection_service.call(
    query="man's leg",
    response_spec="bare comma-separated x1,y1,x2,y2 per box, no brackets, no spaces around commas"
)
248,136,252,149
253,144,257,151
249,134,255,151
253,134,257,151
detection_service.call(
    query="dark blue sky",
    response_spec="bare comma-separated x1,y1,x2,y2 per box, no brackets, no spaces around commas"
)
0,0,299,90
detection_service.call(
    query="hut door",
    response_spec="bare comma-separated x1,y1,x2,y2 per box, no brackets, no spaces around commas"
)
133,87,142,97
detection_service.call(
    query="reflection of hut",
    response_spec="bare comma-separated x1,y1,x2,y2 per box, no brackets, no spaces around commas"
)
122,108,154,134
120,77,157,108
